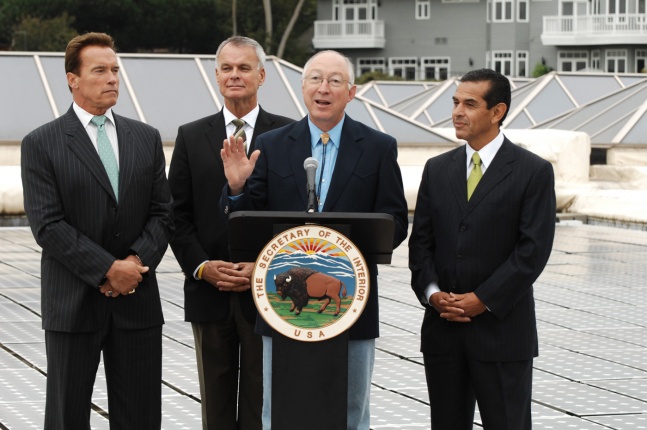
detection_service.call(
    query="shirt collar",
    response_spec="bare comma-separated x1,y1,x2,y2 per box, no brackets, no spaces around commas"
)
223,105,260,129
73,102,115,128
466,130,504,171
308,115,344,150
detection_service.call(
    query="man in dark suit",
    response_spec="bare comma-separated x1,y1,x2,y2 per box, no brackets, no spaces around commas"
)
408,68,556,430
21,32,173,429
167,36,293,430
220,50,409,430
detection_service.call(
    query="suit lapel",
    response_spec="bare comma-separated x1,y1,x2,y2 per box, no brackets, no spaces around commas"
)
448,146,469,214
115,114,134,203
251,107,273,154
323,117,362,211
286,118,312,209
63,107,117,201
206,111,226,169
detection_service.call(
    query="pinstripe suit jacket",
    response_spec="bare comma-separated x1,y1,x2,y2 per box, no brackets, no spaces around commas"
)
409,137,556,361
168,107,293,324
21,106,173,333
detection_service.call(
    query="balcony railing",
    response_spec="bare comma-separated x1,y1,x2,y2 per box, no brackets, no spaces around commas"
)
542,14,647,45
312,20,385,49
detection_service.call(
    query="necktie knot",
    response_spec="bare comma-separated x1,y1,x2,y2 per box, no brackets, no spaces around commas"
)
91,115,107,129
232,119,246,141
472,152,481,167
321,132,330,145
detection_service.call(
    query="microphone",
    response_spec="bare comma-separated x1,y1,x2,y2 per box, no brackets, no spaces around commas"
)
303,157,319,213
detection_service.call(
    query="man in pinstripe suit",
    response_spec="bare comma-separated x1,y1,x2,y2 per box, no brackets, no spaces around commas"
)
21,32,173,429
409,69,556,430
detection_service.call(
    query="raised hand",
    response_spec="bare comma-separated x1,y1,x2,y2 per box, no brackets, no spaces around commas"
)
220,135,260,195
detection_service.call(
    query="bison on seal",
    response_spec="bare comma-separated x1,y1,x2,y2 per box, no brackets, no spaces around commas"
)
274,267,347,316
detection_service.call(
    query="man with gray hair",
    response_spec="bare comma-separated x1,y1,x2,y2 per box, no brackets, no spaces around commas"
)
220,49,408,430
168,36,293,430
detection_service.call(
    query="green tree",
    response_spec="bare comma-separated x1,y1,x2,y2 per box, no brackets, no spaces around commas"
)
0,0,314,60
234,0,316,66
13,13,77,51
532,61,552,78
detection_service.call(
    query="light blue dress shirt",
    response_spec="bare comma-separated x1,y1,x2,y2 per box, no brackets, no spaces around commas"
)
308,115,345,211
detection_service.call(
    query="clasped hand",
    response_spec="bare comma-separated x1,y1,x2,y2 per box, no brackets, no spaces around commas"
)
429,292,487,323
100,255,148,297
201,260,253,293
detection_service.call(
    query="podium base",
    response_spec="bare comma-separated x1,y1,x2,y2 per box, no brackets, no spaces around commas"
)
271,332,349,430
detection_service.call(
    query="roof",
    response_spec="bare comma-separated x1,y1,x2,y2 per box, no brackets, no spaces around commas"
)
0,52,452,145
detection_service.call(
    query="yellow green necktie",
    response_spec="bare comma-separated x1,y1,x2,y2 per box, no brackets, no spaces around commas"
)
467,152,482,201
91,115,119,200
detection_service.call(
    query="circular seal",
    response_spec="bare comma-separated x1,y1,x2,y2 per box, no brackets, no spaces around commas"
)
251,225,370,342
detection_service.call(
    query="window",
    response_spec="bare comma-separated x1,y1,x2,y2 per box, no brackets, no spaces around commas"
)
558,51,588,72
490,0,514,22
608,0,627,14
416,0,431,19
389,57,417,80
518,0,529,20
357,57,385,75
421,57,450,80
492,51,513,75
489,0,530,21
606,49,627,73
636,49,647,73
333,0,378,21
516,51,529,77
591,50,601,70
591,0,601,14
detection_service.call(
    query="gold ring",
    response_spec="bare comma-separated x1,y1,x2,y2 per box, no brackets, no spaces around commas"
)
128,289,136,294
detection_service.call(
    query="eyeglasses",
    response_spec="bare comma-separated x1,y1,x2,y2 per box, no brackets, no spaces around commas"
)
303,75,349,88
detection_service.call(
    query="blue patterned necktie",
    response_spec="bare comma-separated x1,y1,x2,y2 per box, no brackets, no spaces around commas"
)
317,132,330,209
91,115,119,200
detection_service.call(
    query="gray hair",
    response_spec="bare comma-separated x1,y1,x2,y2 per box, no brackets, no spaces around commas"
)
215,36,266,70
302,50,355,86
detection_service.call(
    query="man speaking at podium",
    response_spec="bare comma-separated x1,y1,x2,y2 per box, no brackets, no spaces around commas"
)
220,50,409,429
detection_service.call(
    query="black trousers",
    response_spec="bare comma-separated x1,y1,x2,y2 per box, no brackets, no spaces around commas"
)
423,349,533,430
192,293,263,430
44,318,162,430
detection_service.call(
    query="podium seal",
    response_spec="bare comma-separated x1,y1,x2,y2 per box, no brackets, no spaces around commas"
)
252,225,369,342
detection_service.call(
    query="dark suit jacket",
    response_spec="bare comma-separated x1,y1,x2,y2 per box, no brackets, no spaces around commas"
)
408,137,556,361
168,107,293,323
21,106,173,332
222,115,409,340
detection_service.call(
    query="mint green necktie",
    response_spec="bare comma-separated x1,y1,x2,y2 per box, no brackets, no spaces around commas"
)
467,152,482,201
91,115,119,200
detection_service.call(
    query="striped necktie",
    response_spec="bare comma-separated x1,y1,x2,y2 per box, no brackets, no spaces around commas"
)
232,118,247,156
